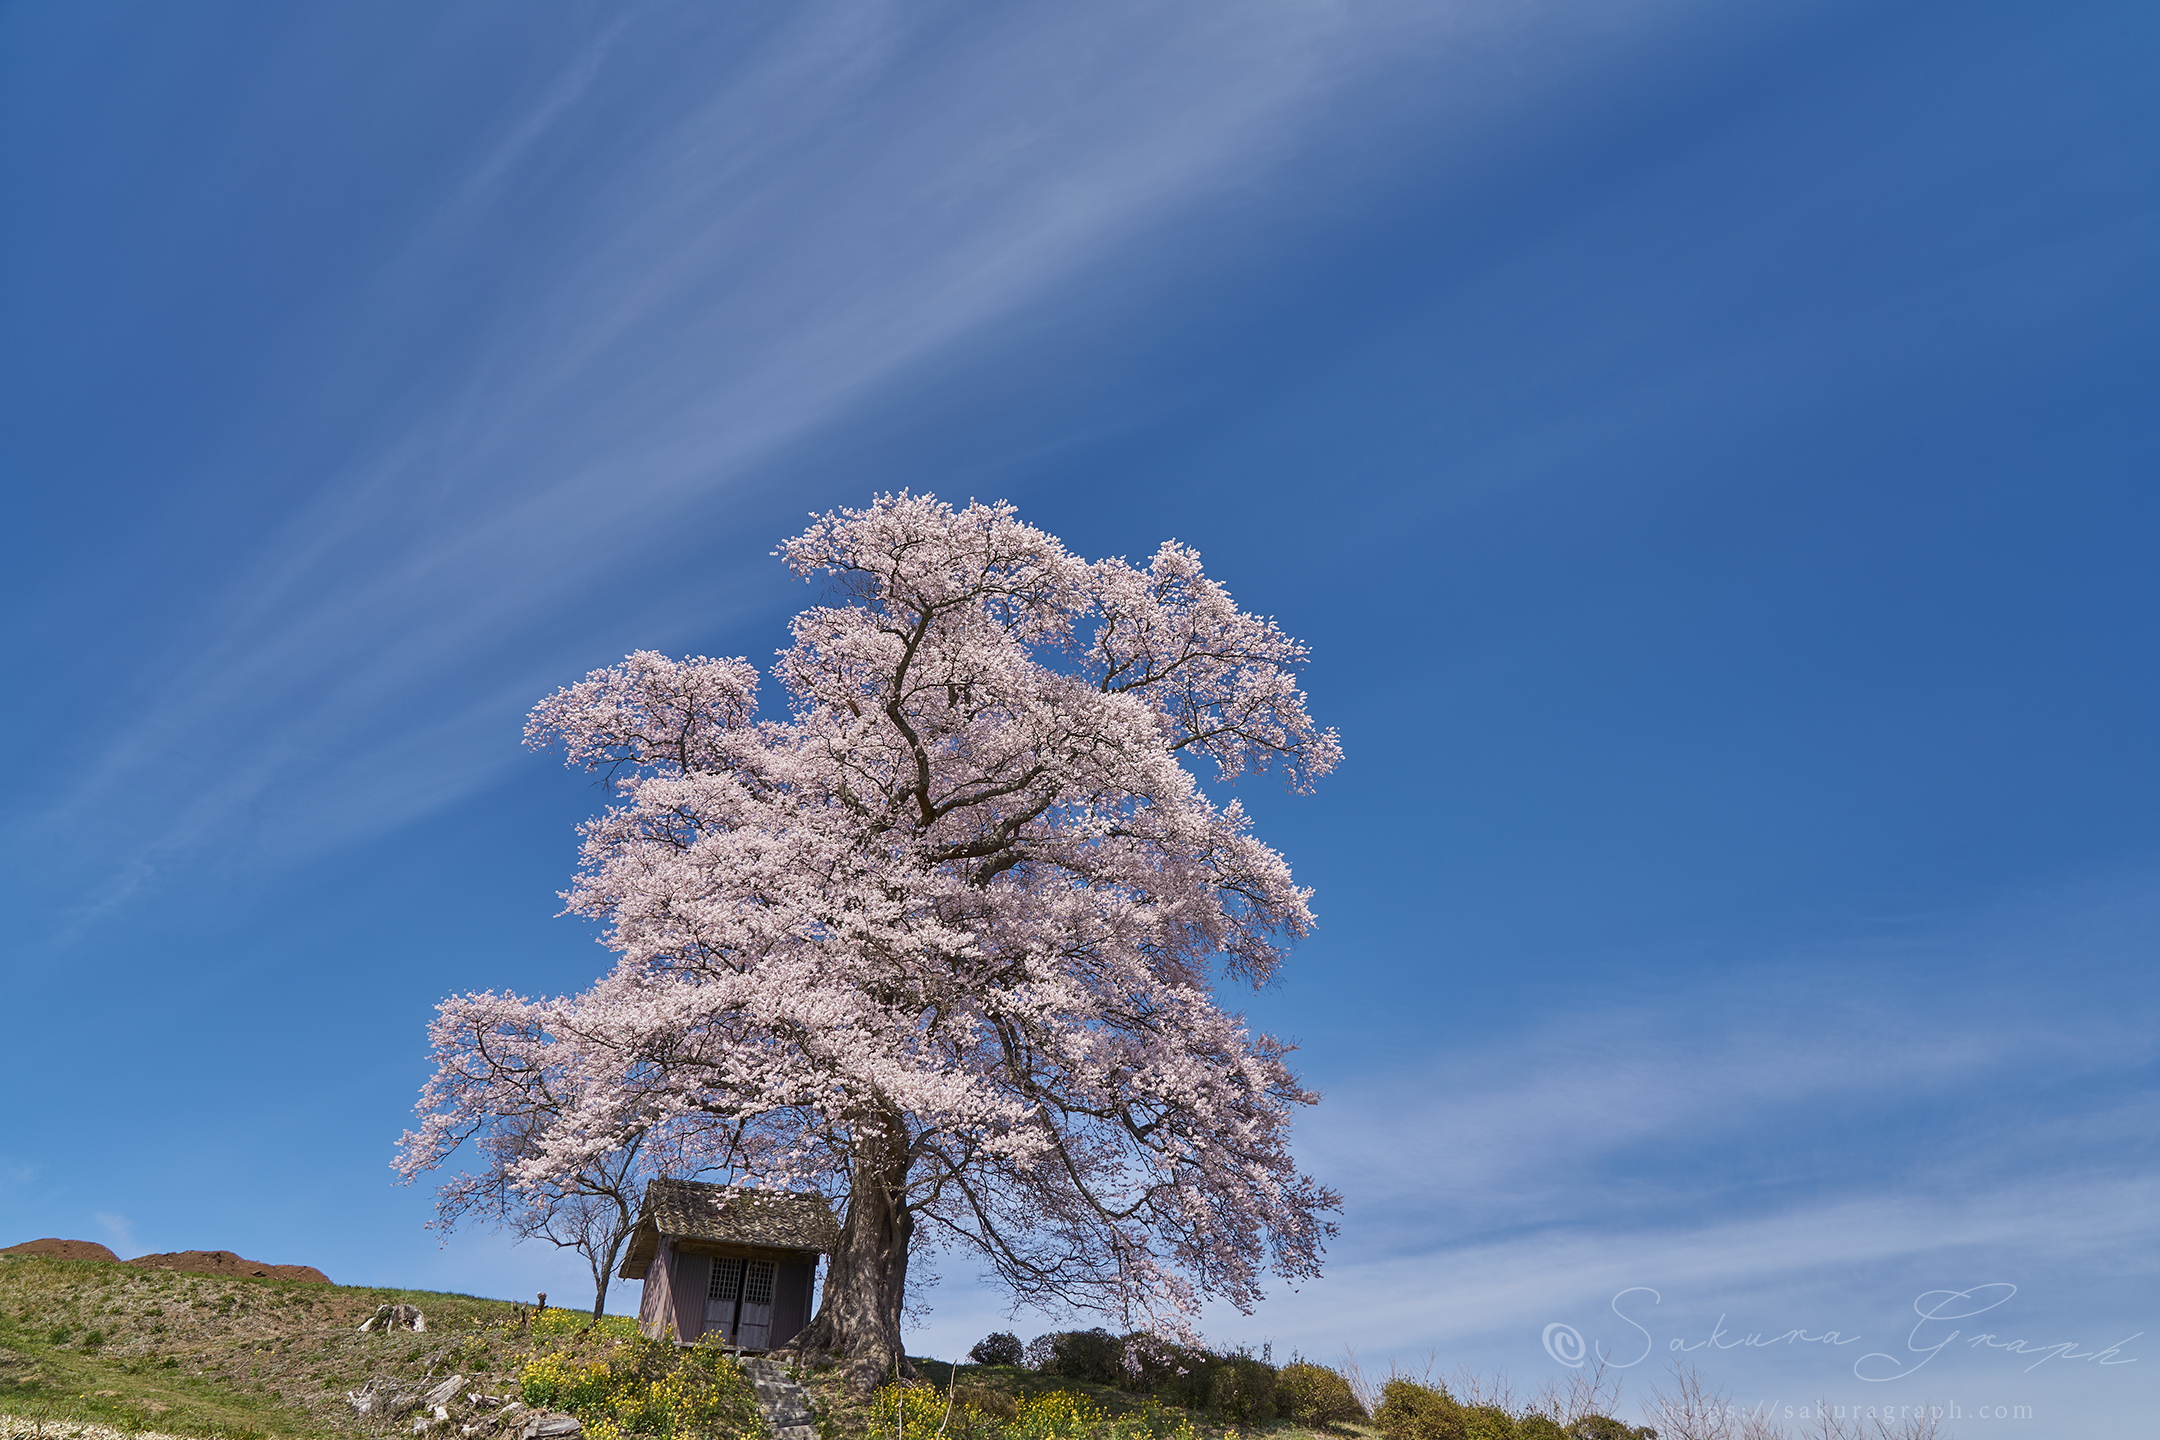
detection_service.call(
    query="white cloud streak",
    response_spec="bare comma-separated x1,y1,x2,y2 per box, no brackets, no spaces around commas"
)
93,1212,137,1257
16,0,1692,933
906,876,2160,1431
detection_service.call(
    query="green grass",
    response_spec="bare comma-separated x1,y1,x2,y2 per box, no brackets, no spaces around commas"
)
0,1255,1369,1440
0,1252,583,1439
833,1361,1366,1440
901,1363,1170,1420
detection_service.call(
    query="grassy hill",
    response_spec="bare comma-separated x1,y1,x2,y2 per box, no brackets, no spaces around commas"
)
0,1250,558,1439
0,1252,1930,1440
0,1252,1347,1440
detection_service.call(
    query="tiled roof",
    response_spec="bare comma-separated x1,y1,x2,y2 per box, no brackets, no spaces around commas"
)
618,1179,839,1277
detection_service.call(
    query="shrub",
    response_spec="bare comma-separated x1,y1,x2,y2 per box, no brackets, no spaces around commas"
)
1026,1329,1125,1386
970,1331,1025,1366
1113,1333,1198,1401
1567,1419,1654,1440
873,1382,979,1440
1123,1334,1251,1411
954,1385,1019,1419
529,1307,642,1342
872,1381,1134,1440
1010,1389,1109,1439
1276,1362,1364,1426
1208,1356,1278,1427
1374,1379,1467,1440
518,1335,761,1440
1462,1404,1519,1440
877,1382,1124,1440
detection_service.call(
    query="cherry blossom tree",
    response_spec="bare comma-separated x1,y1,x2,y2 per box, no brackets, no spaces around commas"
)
399,494,1343,1389
401,989,707,1320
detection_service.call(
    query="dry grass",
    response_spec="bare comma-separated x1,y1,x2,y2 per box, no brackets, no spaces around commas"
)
0,1253,631,1440
1,1254,1378,1440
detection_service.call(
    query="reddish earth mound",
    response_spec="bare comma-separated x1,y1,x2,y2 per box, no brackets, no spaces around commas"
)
126,1250,331,1284
1,1238,121,1262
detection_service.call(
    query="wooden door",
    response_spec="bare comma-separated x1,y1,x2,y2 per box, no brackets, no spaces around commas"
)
705,1257,743,1342
736,1260,776,1350
770,1262,811,1349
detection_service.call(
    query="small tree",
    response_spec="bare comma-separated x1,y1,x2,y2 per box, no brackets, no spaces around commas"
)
528,1177,639,1321
399,991,695,1320
401,494,1343,1387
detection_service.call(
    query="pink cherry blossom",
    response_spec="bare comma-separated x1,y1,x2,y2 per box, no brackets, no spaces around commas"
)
399,493,1342,1388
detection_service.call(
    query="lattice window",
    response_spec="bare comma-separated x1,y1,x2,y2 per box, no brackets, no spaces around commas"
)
743,1260,775,1305
708,1257,744,1302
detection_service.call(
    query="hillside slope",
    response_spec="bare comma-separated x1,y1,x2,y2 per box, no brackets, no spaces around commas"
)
1,1253,1382,1440
0,1251,540,1438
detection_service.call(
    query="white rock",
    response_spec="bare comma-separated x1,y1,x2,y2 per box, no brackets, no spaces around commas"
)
359,1303,429,1334
422,1375,468,1411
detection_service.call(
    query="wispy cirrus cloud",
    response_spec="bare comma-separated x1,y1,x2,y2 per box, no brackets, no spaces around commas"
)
93,1212,137,1256
13,0,1694,938
899,873,2160,1416
1175,877,2160,1422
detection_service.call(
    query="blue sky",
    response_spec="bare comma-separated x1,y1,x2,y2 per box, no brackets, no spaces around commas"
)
3,2,2155,1433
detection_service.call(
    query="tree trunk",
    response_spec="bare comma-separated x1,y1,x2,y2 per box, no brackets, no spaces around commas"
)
589,1217,629,1321
796,1124,913,1394
578,1226,622,1321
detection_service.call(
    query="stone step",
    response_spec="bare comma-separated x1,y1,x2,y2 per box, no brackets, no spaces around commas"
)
737,1357,817,1439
